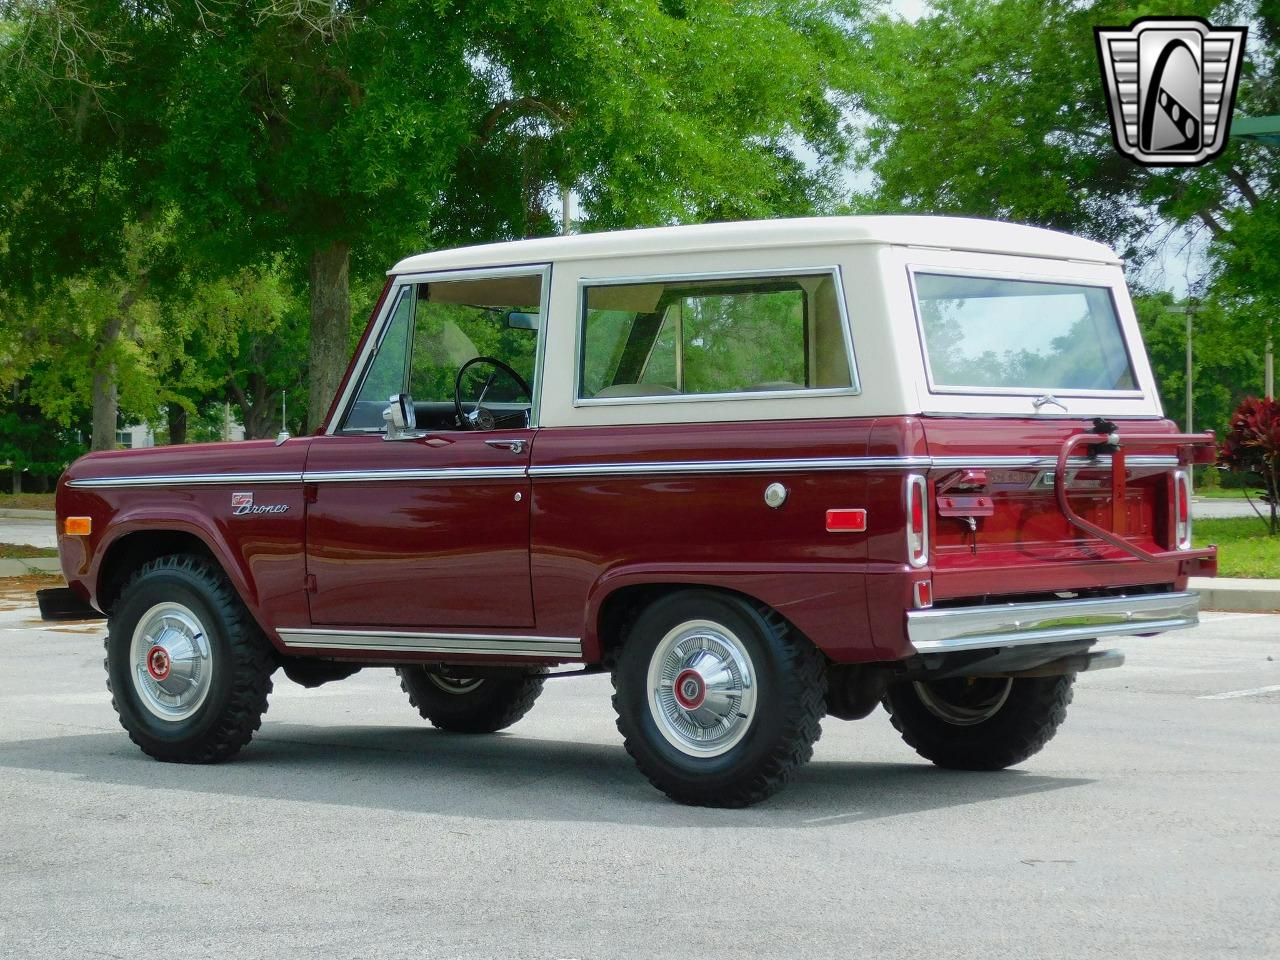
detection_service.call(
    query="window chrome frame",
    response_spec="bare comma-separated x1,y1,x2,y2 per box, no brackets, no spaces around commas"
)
572,265,861,407
905,264,1146,400
329,263,553,435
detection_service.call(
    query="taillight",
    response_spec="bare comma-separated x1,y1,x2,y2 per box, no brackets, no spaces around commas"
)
906,473,929,568
1173,469,1192,549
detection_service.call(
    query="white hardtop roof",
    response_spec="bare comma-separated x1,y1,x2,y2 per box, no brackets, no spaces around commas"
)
391,215,1121,275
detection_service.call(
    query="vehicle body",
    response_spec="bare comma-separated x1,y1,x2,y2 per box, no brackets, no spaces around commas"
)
46,216,1218,806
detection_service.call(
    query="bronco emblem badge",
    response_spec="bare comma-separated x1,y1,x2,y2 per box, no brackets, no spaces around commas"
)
1095,17,1247,167
231,492,289,516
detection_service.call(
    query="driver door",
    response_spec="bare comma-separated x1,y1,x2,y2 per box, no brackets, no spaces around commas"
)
303,268,545,629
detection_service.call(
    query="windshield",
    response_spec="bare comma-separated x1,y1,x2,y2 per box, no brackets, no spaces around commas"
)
915,273,1137,393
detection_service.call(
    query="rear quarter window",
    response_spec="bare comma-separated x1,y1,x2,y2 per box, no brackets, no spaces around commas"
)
577,271,856,402
914,273,1137,394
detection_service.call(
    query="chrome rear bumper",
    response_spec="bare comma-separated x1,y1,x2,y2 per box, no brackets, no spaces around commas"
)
907,591,1200,654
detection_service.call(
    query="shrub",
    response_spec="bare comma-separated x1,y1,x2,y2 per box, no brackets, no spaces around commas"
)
1218,396,1280,535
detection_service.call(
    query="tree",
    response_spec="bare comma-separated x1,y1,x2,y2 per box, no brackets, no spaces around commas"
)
1219,395,1280,533
0,381,88,492
1133,292,1263,433
0,2,185,449
3,2,864,433
850,0,1280,415
150,0,864,427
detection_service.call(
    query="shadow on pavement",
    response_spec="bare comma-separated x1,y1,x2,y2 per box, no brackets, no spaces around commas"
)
0,721,1093,828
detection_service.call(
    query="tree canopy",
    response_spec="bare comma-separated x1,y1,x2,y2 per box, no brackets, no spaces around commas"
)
851,0,1279,426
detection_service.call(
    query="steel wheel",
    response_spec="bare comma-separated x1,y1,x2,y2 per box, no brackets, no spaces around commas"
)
912,677,1013,727
425,673,485,695
128,601,213,722
645,618,758,758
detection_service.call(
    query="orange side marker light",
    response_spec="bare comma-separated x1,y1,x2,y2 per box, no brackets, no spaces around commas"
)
64,516,92,536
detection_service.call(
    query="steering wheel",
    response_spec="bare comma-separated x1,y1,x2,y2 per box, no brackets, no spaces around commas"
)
453,355,532,431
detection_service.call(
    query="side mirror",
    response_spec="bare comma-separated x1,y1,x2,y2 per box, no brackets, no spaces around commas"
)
506,311,540,331
382,393,418,440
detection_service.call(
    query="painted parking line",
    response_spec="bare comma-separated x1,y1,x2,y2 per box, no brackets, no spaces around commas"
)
1198,684,1280,700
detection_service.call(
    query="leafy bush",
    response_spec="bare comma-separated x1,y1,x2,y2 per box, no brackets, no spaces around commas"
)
1218,397,1280,534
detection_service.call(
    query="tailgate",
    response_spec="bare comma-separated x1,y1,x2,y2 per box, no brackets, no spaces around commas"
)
920,417,1215,598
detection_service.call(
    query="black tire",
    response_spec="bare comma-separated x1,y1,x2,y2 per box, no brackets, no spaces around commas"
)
611,590,826,808
883,674,1075,770
105,554,275,763
396,667,545,733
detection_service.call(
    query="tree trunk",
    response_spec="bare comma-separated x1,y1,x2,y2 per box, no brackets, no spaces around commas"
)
90,368,119,452
167,402,188,445
307,241,351,432
11,469,21,494
89,286,142,452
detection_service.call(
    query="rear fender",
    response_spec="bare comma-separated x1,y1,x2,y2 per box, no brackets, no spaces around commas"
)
583,563,878,664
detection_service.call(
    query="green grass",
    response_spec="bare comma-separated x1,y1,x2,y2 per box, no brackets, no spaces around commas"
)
0,493,56,511
1195,487,1266,500
0,542,58,559
1195,517,1280,579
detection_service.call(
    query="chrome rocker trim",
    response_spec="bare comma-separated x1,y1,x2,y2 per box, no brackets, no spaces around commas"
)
907,591,1200,654
276,627,582,659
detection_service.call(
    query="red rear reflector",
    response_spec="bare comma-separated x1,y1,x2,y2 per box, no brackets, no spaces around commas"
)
826,508,867,533
913,580,933,608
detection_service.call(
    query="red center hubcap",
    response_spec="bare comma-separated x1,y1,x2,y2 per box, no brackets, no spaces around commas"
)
147,646,171,682
673,668,706,710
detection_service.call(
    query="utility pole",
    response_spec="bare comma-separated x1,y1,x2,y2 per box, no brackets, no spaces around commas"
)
1185,307,1194,433
1166,302,1196,432
561,188,572,236
1266,326,1275,399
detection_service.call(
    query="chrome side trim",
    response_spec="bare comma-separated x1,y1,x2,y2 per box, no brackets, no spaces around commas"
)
931,454,1177,470
67,473,304,489
907,591,1200,654
303,467,526,483
68,453,1183,488
530,456,934,478
277,628,581,659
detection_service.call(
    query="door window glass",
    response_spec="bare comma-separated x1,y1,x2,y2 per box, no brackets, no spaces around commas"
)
341,273,542,431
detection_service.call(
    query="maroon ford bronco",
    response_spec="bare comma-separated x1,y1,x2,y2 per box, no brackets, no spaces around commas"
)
42,218,1218,807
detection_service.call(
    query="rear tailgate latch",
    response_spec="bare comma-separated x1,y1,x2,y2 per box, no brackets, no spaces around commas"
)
937,469,994,553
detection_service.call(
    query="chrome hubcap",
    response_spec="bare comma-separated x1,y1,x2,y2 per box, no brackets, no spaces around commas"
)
129,602,213,722
647,619,757,757
914,677,1013,726
426,672,485,695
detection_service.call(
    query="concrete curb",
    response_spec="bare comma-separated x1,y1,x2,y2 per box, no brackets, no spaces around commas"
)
0,508,55,520
1190,577,1280,613
0,558,61,578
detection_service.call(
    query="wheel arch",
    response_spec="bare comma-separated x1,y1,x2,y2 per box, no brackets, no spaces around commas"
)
94,523,260,625
589,578,814,665
582,565,878,664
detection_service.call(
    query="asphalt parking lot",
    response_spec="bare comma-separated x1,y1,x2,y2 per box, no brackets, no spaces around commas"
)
1,581,1276,960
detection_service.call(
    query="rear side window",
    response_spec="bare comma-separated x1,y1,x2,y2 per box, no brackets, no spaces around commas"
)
578,272,855,401
914,273,1137,394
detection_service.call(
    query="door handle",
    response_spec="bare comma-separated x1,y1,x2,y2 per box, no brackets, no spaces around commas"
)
484,438,527,454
